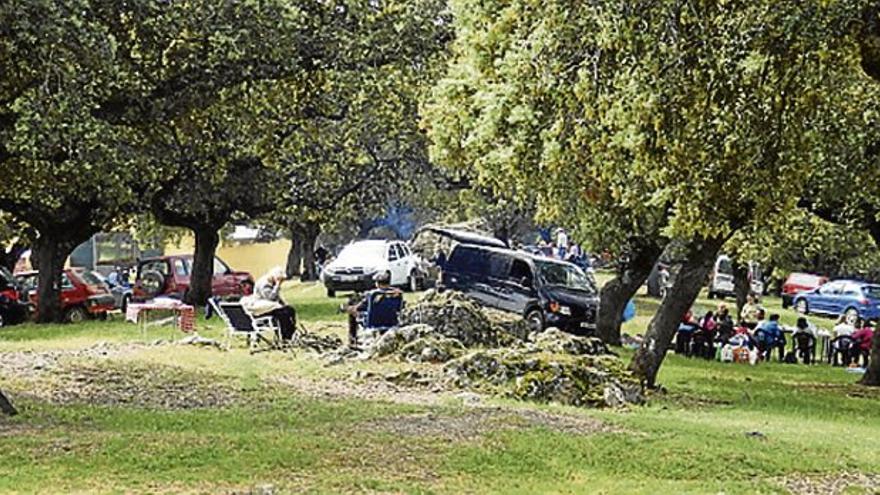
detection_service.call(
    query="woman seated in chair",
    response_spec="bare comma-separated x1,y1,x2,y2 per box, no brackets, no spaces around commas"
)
245,266,297,341
851,321,875,368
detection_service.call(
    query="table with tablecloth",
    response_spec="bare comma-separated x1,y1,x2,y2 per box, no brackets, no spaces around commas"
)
125,299,195,337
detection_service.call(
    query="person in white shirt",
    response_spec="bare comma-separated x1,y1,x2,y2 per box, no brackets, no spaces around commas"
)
833,315,856,337
556,229,568,259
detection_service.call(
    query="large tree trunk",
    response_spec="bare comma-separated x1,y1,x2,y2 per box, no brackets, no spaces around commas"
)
186,227,220,306
629,236,727,388
34,234,69,323
596,242,665,345
0,389,16,416
860,328,880,386
286,228,304,279
732,260,750,315
299,222,321,282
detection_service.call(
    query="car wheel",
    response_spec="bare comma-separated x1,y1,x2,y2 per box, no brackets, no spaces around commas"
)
65,306,87,324
327,288,336,298
845,307,860,324
525,308,544,333
707,291,716,300
796,299,809,314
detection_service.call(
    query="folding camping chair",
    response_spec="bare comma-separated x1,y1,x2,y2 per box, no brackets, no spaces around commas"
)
362,290,404,331
208,298,281,352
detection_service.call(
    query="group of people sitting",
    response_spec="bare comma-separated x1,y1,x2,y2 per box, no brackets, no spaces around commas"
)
676,295,875,366
239,266,404,348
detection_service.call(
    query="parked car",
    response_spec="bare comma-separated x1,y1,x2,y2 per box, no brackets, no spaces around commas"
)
15,269,116,323
440,236,600,334
0,266,20,303
792,279,880,322
132,255,254,302
707,255,764,299
0,266,27,327
91,269,133,312
781,272,828,309
321,240,427,297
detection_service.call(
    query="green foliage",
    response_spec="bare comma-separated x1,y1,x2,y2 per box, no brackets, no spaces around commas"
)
425,0,860,249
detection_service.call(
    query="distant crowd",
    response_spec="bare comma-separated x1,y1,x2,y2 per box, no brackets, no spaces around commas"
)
677,295,874,367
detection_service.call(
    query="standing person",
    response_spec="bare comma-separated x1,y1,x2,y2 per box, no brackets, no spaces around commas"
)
740,294,762,330
555,228,568,259
314,245,330,273
245,266,297,341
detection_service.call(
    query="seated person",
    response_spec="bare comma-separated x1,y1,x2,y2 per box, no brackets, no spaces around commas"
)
715,305,735,343
833,315,856,338
793,316,817,337
244,266,297,341
740,295,762,330
852,322,874,367
346,271,404,346
758,314,786,361
676,310,699,355
729,321,755,349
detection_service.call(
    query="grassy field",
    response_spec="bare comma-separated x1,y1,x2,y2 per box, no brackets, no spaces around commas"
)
0,278,877,494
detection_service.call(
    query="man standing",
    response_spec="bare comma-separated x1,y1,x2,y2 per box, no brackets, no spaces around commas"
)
555,228,569,259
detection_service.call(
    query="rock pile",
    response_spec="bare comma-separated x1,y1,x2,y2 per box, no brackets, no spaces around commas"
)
443,329,642,408
398,290,530,346
353,291,643,408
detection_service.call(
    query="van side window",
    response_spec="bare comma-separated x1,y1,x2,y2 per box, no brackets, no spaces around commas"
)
487,253,511,278
509,259,533,285
447,246,486,275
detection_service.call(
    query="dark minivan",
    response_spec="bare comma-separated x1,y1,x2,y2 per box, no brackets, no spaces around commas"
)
441,243,599,334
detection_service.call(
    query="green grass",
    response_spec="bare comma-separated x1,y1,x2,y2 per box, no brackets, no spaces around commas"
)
0,280,877,493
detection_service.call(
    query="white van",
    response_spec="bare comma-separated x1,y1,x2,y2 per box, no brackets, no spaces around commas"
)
707,255,764,299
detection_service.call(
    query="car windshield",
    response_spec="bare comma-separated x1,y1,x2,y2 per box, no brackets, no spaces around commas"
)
536,261,597,293
862,285,880,298
336,243,386,264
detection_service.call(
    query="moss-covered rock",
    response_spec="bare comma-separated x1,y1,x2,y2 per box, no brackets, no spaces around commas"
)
399,290,505,346
368,324,434,358
532,327,609,356
444,349,643,408
399,336,466,363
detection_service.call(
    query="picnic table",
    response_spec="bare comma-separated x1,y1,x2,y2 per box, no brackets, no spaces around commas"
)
125,298,196,338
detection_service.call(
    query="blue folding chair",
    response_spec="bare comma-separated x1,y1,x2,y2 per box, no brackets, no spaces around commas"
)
363,290,404,331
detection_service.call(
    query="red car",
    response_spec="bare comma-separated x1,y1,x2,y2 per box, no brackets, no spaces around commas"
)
0,266,19,302
132,255,254,302
16,269,116,323
781,272,829,309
